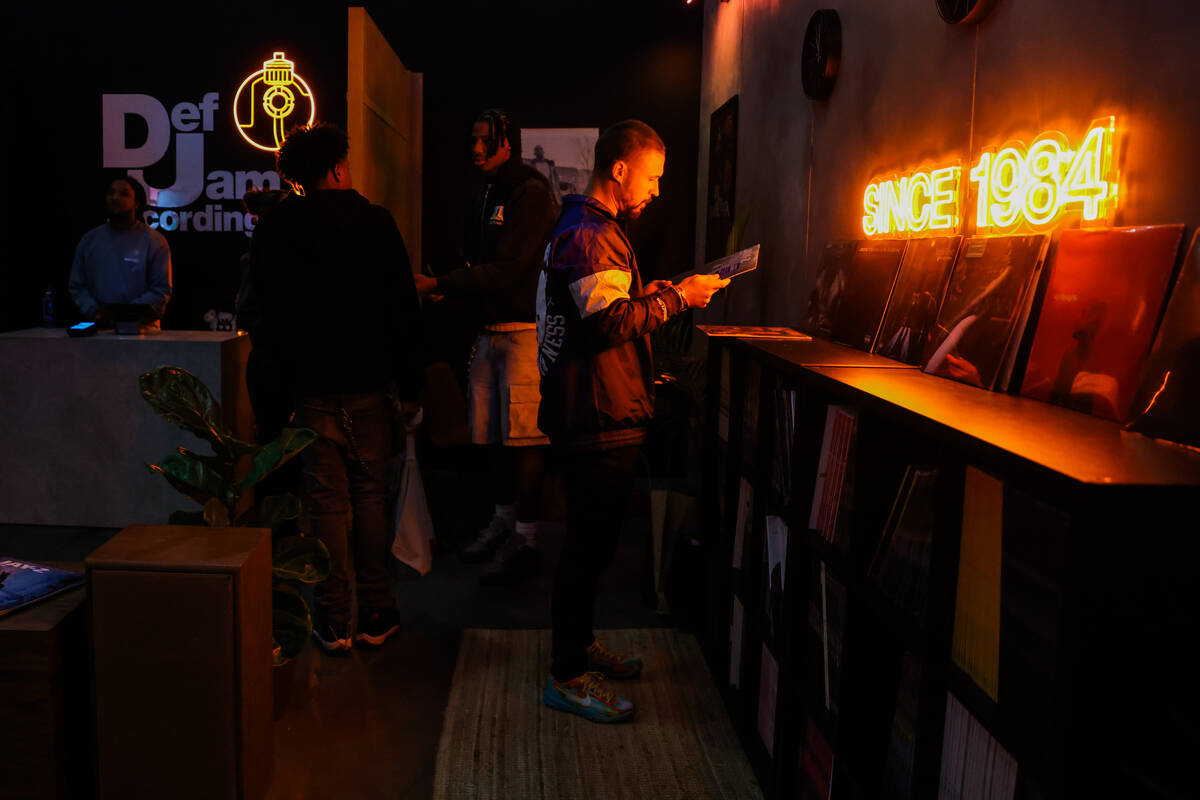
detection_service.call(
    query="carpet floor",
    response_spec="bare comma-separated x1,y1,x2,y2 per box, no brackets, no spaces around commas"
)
433,628,762,800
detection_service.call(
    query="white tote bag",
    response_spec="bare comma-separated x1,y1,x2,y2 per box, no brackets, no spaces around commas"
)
390,411,435,575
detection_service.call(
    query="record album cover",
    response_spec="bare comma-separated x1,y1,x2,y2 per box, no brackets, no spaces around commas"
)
0,558,84,616
802,240,858,339
1021,225,1184,422
922,234,1047,390
1128,228,1200,446
875,236,962,364
830,238,908,351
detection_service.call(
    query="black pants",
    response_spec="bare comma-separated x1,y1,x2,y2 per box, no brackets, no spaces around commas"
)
550,444,640,682
294,392,395,629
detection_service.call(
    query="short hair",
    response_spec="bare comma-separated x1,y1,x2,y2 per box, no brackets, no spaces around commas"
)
276,123,350,192
593,120,665,176
110,174,147,211
476,108,521,160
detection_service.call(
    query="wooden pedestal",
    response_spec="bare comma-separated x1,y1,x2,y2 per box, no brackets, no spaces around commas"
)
0,581,90,799
86,525,272,800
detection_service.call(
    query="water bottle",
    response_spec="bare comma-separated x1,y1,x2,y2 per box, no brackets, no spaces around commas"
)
41,287,56,327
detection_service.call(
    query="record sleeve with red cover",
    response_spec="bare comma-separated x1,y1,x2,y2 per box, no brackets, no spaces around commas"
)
1020,225,1184,422
1127,229,1200,447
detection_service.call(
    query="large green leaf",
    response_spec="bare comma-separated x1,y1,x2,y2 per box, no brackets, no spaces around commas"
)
259,493,302,530
272,583,312,666
138,366,258,457
147,451,232,509
273,535,331,583
236,427,318,494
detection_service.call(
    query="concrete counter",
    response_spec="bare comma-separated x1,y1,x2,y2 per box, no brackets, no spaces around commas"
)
0,328,251,527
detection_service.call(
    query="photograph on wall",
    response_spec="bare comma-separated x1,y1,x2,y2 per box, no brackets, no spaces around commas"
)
1020,225,1184,422
1129,229,1200,447
874,236,962,364
829,238,908,352
705,95,739,261
520,128,599,202
922,234,1048,391
802,240,858,339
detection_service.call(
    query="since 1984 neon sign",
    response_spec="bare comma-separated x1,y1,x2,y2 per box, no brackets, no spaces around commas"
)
862,117,1118,236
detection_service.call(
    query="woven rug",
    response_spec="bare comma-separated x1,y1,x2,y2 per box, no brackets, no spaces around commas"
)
432,628,763,800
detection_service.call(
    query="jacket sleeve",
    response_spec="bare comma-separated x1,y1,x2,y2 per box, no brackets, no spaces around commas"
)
128,230,173,317
555,231,686,350
436,178,556,295
68,236,98,317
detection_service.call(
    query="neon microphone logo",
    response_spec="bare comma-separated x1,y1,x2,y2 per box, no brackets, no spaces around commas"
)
234,51,316,152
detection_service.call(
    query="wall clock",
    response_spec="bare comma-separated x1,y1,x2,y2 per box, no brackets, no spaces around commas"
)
802,10,841,101
936,0,1000,24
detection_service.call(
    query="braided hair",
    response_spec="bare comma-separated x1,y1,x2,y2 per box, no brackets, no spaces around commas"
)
476,108,521,161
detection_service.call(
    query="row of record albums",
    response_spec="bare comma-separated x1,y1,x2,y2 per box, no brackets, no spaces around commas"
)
704,224,1200,798
800,224,1199,446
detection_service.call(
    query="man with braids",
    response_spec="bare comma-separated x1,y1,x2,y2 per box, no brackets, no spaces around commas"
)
414,109,558,585
538,120,728,722
250,123,421,653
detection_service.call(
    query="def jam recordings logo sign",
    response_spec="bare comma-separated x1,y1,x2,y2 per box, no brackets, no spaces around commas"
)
102,91,281,236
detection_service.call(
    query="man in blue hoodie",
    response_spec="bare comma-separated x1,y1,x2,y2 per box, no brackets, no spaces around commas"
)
250,123,421,653
538,120,727,722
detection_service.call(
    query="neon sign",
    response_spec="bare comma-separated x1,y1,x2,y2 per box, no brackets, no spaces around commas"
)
234,51,316,152
970,117,1117,231
861,117,1118,236
862,166,961,236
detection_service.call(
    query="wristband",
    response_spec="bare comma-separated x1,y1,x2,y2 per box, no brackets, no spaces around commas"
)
653,295,669,321
672,284,689,310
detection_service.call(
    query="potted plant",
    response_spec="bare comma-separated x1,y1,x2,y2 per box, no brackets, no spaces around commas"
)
137,365,330,669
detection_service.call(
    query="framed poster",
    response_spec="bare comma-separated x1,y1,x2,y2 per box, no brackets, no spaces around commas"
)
706,96,739,262
520,128,598,203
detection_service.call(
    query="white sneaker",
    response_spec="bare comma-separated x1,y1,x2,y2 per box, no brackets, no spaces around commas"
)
460,516,512,563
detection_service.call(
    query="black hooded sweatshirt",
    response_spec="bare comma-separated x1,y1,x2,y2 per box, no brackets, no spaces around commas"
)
436,157,558,325
249,189,422,399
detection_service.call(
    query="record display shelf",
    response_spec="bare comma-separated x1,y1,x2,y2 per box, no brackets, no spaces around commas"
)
698,333,1200,800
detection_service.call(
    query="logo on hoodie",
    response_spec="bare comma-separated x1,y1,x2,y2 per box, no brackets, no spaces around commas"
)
489,205,505,225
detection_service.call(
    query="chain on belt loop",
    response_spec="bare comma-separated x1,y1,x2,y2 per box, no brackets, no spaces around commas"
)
340,406,371,475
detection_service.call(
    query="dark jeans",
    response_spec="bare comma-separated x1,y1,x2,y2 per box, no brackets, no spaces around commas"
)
294,392,395,629
550,445,640,682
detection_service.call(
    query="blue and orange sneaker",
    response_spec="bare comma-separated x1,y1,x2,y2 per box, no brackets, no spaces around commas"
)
543,671,635,723
587,639,643,679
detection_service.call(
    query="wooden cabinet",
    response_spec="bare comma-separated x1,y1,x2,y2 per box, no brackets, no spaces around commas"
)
0,580,89,800
86,525,272,800
700,335,1200,799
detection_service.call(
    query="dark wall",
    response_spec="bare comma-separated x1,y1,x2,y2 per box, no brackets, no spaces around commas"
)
367,0,703,283
697,0,1200,326
4,4,348,332
2,2,702,334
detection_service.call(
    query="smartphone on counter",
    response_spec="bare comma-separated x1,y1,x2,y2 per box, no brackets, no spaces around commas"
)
67,321,98,337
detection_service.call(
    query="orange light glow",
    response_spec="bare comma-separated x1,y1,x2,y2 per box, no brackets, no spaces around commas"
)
233,51,316,152
970,118,1118,232
862,166,961,237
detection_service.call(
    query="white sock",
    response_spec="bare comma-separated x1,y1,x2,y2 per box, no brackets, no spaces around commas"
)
514,520,537,549
494,504,516,529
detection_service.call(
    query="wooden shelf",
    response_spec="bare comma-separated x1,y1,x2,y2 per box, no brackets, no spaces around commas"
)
806,366,1200,487
733,337,921,371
